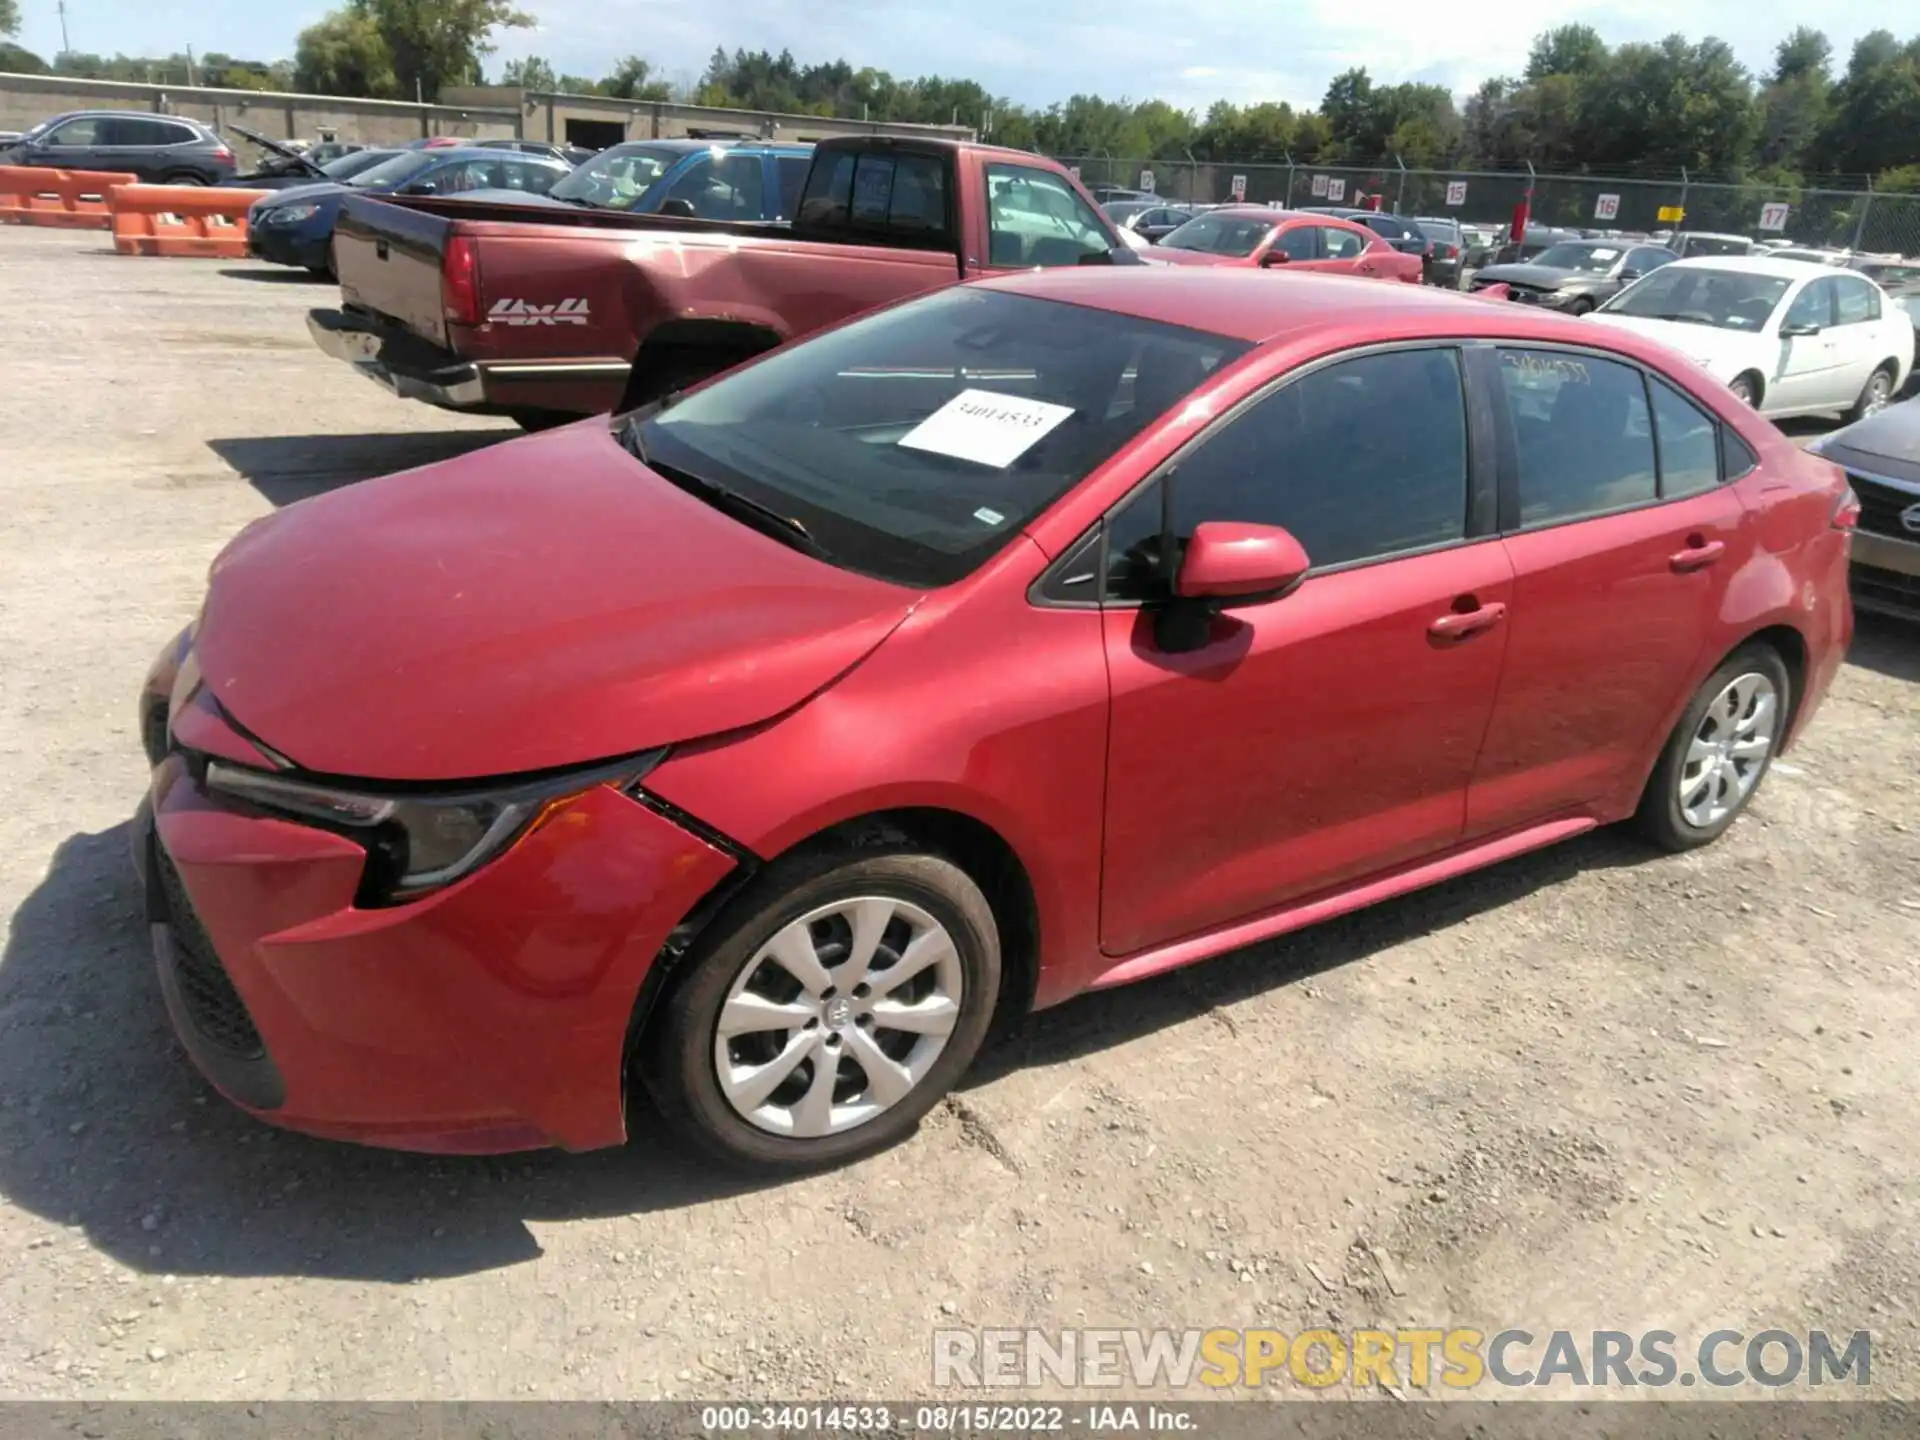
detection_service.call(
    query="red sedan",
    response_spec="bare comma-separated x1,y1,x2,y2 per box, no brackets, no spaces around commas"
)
1150,206,1423,282
138,267,1854,1170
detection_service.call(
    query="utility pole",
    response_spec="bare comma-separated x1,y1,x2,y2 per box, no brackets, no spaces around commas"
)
185,45,196,87
57,0,72,56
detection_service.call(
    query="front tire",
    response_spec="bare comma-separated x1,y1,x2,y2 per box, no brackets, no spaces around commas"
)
641,848,1002,1172
1634,644,1791,852
1728,372,1762,408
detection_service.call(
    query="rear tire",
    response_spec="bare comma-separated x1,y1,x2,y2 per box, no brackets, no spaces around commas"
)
1565,296,1595,316
1728,371,1763,408
1634,644,1791,853
1843,363,1897,424
509,410,573,432
641,848,1001,1173
162,172,208,186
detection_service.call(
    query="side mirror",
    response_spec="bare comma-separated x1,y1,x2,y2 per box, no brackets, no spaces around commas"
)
1618,267,1642,282
1260,250,1290,267
658,197,697,218
404,180,438,196
1176,522,1312,601
1780,320,1821,338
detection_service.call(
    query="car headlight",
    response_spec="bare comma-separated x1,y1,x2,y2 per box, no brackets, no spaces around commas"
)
204,750,667,904
264,203,321,224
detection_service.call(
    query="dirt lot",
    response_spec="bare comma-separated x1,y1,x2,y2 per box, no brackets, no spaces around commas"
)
0,225,1916,1403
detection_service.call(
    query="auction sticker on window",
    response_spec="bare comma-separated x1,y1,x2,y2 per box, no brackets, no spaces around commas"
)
898,389,1075,468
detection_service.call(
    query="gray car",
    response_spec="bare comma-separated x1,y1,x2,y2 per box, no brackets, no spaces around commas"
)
0,109,237,184
1809,395,1920,621
1468,239,1677,314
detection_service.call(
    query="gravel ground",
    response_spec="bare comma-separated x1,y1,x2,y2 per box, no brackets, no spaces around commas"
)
1,226,1916,1403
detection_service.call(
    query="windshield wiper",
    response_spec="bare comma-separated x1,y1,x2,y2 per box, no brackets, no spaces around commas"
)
619,418,831,562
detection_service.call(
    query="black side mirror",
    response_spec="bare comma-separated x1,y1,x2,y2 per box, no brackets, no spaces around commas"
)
404,180,438,196
1260,250,1290,267
658,198,697,218
1618,267,1642,282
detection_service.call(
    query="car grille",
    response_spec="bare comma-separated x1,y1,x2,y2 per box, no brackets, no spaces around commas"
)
155,847,266,1060
1847,473,1920,540
1853,562,1920,620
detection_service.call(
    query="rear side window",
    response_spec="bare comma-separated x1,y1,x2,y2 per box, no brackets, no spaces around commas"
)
1125,347,1469,586
1499,349,1656,525
774,155,810,219
1722,430,1760,480
1272,226,1318,261
503,160,564,194
1648,378,1720,498
665,152,767,220
1319,226,1366,259
1834,276,1880,324
797,150,949,238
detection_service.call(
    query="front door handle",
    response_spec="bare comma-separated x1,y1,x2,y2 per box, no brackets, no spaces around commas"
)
1669,538,1726,573
1429,600,1507,641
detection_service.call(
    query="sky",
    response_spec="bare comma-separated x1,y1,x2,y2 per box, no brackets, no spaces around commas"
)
10,1,1902,113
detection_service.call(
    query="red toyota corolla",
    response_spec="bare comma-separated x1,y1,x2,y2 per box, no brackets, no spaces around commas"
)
137,268,1854,1171
1150,206,1423,282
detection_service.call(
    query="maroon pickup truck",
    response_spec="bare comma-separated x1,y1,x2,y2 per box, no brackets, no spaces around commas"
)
308,136,1137,427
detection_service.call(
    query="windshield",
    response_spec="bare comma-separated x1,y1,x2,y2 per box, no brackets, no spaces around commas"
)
322,149,396,181
1531,244,1621,273
1158,212,1275,258
633,287,1251,586
550,145,686,208
342,151,437,189
1600,267,1789,330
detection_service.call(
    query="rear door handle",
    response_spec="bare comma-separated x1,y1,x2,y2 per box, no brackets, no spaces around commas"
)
1428,600,1507,641
1669,538,1726,573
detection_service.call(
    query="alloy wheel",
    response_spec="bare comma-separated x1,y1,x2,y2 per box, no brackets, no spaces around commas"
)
1863,371,1892,416
713,896,964,1138
1676,672,1778,829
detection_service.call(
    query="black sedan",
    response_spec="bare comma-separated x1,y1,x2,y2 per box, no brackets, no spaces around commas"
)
1467,239,1677,314
1809,395,1920,621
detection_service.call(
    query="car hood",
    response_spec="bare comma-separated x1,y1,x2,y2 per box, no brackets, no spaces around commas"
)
1473,262,1603,289
446,188,575,208
1586,314,1758,377
1815,395,1920,482
1142,247,1241,267
195,421,919,782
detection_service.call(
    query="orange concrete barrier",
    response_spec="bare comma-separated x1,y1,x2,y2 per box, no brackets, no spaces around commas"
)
0,165,141,229
109,184,270,258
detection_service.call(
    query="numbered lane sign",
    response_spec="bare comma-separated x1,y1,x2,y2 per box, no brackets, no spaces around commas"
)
1445,180,1468,207
1310,174,1329,197
1230,174,1247,202
1758,201,1790,232
1327,177,1346,202
1594,193,1621,221
1140,170,1155,194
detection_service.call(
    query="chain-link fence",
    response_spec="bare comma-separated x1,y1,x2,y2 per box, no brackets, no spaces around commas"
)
1058,156,1920,258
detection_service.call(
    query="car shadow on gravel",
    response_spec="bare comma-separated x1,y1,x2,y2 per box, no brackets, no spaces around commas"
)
0,823,780,1285
215,267,332,285
207,431,514,505
1847,613,1920,684
0,818,1659,1284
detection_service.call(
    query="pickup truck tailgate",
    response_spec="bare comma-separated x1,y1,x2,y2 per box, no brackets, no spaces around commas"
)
335,195,452,348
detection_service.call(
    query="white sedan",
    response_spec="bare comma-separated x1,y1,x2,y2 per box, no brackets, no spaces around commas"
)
1589,255,1912,421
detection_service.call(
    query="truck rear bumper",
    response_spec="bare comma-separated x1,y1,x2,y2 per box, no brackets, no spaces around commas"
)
307,308,633,417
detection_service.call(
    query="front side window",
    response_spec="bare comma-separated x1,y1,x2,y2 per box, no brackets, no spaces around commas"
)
635,287,1249,587
986,163,1111,267
1158,213,1275,258
1499,348,1655,525
1782,279,1835,331
45,117,103,146
1272,226,1318,261
663,151,766,219
1833,276,1880,324
774,155,810,218
504,160,564,194
1601,267,1790,332
1649,378,1720,498
1106,348,1469,598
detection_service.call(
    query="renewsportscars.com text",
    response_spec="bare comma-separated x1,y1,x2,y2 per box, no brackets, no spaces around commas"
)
932,1327,1871,1391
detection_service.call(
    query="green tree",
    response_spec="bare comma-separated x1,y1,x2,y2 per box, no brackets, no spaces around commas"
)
1814,30,1920,177
600,55,671,101
499,53,555,90
0,41,45,72
360,0,533,102
294,8,400,98
1754,29,1832,169
1526,24,1607,80
0,0,19,38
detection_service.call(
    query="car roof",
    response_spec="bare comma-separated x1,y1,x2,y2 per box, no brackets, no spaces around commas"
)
1663,254,1851,281
1200,206,1341,224
47,109,210,127
974,266,1648,348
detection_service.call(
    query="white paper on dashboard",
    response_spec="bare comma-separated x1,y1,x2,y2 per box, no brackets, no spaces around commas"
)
896,389,1075,469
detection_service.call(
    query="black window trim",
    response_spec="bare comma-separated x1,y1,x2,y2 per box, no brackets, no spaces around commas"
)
1031,337,1497,611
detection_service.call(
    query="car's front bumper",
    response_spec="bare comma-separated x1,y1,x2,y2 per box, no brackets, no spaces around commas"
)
246,221,330,271
134,642,739,1153
1850,531,1920,621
